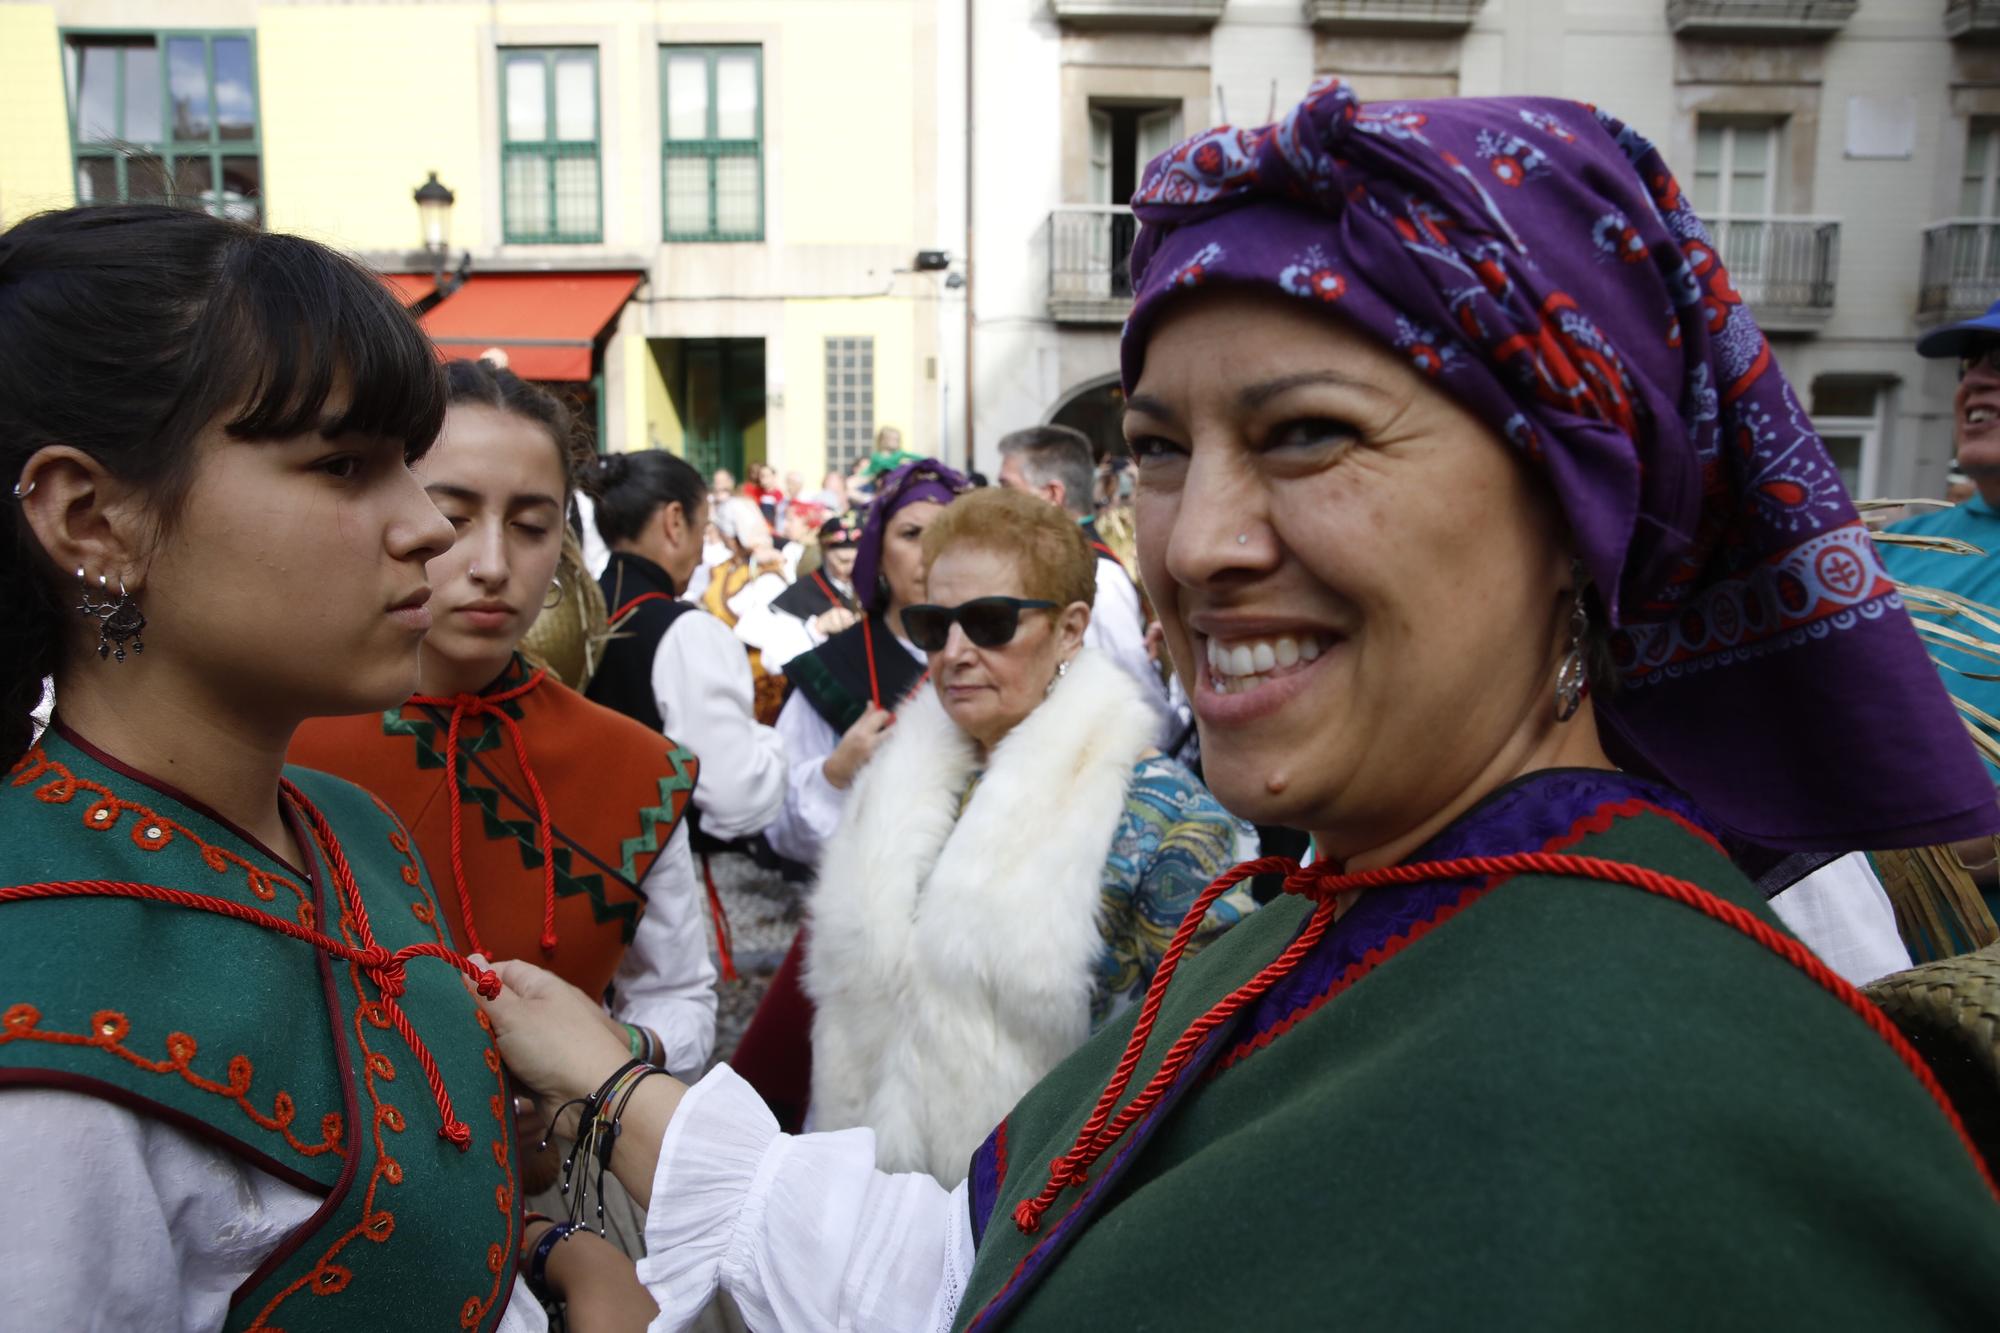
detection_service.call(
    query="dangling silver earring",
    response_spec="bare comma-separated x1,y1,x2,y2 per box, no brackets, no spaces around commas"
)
1045,657,1071,698
77,570,147,663
1554,576,1588,724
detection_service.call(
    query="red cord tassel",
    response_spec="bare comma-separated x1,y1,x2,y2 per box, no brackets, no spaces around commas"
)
700,853,739,983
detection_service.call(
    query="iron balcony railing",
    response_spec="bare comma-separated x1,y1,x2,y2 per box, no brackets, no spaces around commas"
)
1698,215,1840,316
1049,0,1227,28
1666,0,1857,37
1919,219,2000,319
1048,205,1139,323
1302,0,1486,33
1947,0,2000,41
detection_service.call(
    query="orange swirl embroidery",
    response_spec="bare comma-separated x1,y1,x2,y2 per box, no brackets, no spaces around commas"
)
460,1006,515,1330
8,745,312,925
0,1004,343,1158
369,793,445,932
247,900,514,1330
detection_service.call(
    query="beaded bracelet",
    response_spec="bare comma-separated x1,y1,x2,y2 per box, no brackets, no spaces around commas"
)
623,1022,665,1070
547,1057,671,1235
524,1219,581,1304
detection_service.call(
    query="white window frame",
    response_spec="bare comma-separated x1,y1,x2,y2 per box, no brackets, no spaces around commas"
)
1815,414,1882,500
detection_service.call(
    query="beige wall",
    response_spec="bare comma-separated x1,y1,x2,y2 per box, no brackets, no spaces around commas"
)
258,4,490,250
0,6,77,226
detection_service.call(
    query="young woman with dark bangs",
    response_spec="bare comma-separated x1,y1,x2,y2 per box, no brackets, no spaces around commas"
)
0,206,644,1331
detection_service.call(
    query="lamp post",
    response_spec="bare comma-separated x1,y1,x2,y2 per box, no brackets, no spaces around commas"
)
413,170,456,288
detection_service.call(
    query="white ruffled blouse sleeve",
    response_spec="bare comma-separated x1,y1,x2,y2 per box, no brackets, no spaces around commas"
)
763,691,848,868
608,821,719,1077
638,1065,973,1333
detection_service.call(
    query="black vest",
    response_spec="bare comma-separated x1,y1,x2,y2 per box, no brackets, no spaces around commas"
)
770,569,856,623
586,552,697,735
785,613,926,735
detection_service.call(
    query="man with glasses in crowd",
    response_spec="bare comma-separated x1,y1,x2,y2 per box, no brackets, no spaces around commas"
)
996,425,1176,743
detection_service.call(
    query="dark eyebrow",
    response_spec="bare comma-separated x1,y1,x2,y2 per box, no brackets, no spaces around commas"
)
1125,371,1386,429
424,482,561,512
1123,393,1178,426
1238,370,1387,410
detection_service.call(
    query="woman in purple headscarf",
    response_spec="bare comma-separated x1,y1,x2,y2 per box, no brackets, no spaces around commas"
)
765,458,973,869
474,85,2000,1330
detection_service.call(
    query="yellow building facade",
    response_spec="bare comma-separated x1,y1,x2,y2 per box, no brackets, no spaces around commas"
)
0,0,949,475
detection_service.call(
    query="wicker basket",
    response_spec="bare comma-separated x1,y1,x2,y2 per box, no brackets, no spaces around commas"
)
1863,944,2000,1174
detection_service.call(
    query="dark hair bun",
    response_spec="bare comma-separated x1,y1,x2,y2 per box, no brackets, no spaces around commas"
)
589,449,705,545
588,451,632,496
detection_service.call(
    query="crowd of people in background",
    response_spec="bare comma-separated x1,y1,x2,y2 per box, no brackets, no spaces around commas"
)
13,77,2000,1333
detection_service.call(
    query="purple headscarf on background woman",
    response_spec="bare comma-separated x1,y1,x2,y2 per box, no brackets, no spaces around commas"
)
1122,79,1992,853
850,458,971,613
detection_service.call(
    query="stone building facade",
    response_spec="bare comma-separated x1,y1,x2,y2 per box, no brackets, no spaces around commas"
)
965,0,2000,499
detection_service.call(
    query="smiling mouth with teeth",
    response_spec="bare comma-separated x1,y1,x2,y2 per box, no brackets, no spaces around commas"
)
1205,632,1334,695
1968,406,1998,426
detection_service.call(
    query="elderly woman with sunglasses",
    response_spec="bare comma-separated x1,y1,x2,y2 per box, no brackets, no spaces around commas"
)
471,85,2000,1332
797,486,1256,1184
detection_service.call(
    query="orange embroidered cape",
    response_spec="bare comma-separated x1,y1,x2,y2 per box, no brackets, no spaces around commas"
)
0,723,519,1332
289,657,698,1003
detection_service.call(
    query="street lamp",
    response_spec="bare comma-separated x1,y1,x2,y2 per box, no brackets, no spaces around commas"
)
413,171,455,277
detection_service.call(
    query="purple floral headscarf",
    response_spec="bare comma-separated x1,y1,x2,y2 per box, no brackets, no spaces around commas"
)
852,459,971,613
1123,80,1993,852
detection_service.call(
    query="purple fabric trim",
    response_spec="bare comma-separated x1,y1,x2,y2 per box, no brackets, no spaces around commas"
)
964,1019,1245,1331
1249,768,1716,1037
1118,82,1996,852
967,1121,1006,1247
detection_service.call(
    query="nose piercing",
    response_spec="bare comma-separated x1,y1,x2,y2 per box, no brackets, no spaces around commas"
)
1236,533,1249,545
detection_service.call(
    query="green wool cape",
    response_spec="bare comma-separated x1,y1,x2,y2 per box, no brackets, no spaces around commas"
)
955,771,2000,1331
0,725,520,1332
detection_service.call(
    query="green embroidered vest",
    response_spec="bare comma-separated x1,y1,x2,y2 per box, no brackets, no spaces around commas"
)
0,727,520,1332
955,775,2000,1330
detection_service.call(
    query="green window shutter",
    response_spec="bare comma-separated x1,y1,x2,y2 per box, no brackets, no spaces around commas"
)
500,47,603,244
64,28,262,225
661,44,763,243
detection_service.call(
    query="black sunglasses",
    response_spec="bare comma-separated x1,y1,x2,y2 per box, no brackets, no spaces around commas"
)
903,597,1057,652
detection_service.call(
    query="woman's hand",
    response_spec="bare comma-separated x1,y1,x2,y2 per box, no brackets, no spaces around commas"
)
474,958,631,1105
822,704,893,790
813,606,859,637
522,1220,659,1330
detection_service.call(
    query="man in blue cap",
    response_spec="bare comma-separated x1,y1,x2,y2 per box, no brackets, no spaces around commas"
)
1885,298,2000,781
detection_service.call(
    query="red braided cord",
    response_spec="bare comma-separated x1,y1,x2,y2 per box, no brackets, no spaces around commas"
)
410,669,559,956
1045,856,1298,1171
1013,850,2000,1235
279,781,507,1148
862,617,883,710
611,591,674,623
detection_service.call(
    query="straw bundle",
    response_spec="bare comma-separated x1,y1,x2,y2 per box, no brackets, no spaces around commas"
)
519,531,611,691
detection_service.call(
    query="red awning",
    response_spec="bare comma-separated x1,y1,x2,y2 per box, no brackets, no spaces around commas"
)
420,272,643,381
379,272,437,306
